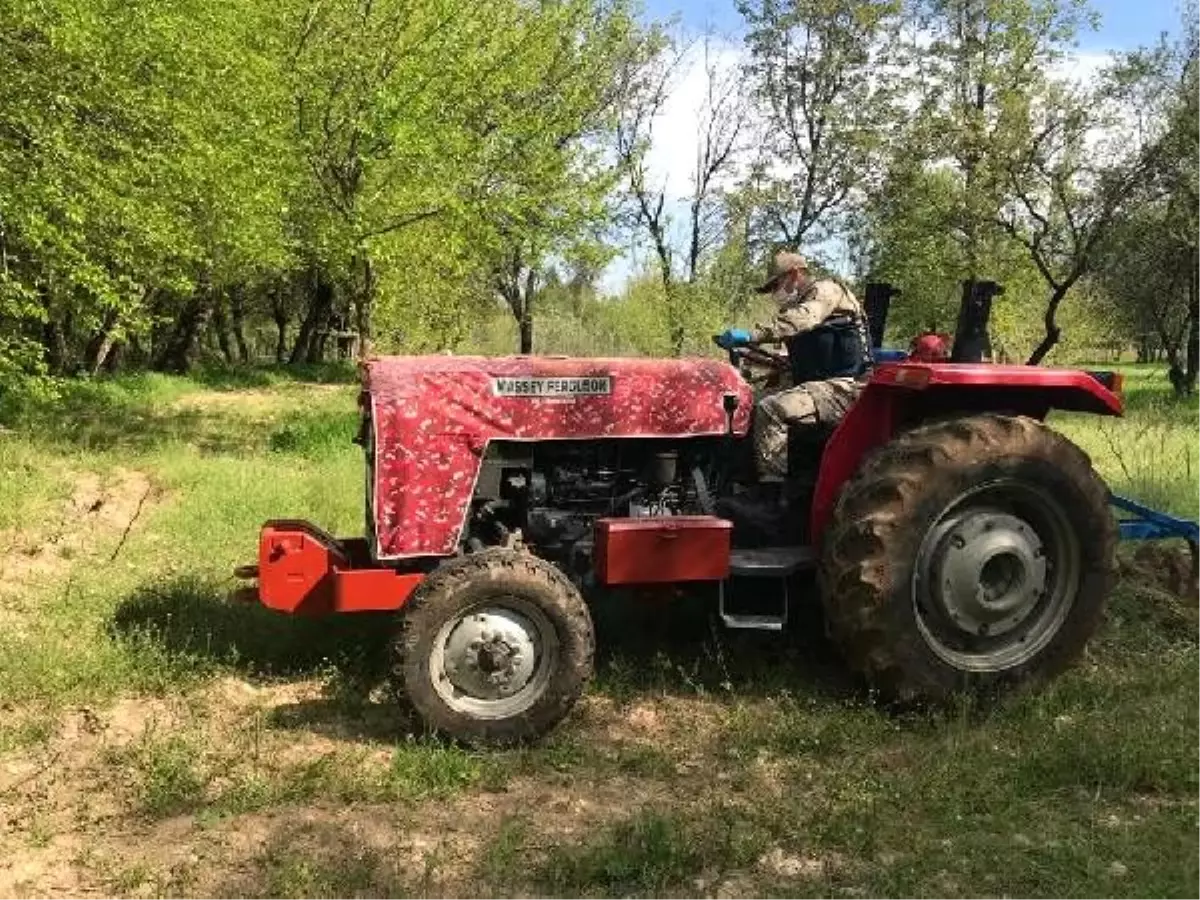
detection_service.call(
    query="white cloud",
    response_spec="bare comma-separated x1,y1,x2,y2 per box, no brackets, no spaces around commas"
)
1050,49,1115,85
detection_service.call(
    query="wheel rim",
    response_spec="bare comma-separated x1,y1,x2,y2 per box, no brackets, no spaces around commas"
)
912,479,1081,672
429,596,559,719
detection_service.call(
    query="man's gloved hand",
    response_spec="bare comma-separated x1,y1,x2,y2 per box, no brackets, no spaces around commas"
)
715,328,752,350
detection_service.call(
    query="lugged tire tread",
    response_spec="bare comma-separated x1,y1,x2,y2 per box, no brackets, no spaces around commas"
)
818,413,1117,702
391,548,594,746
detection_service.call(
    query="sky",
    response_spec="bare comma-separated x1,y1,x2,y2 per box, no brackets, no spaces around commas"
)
600,0,1189,292
641,0,1186,47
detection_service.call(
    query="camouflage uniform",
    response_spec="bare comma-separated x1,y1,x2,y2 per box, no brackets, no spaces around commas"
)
749,279,869,481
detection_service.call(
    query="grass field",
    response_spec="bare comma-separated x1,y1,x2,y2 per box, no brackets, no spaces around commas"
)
0,361,1196,898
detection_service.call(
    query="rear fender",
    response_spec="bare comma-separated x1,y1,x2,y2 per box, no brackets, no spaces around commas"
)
809,364,1123,543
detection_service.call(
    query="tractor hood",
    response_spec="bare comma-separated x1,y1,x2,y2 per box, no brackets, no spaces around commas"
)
364,355,753,559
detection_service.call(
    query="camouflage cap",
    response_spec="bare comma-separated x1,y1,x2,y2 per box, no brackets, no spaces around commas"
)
755,250,808,293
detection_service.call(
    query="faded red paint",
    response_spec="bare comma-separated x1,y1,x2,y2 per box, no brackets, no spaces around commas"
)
366,355,753,559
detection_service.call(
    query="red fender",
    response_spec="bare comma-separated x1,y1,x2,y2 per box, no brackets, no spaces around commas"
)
808,363,1123,543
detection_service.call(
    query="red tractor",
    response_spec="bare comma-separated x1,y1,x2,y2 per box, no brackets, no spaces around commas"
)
236,294,1127,745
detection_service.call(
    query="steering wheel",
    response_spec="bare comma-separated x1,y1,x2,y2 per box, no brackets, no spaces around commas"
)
712,335,788,371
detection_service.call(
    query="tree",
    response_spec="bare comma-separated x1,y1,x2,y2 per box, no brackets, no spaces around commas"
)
1091,24,1199,390
996,72,1163,364
905,0,1093,279
0,0,296,379
1096,209,1192,366
474,0,645,354
1152,22,1199,391
738,0,905,247
616,36,749,354
287,0,646,355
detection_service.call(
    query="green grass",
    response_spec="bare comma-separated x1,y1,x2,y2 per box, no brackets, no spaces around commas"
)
535,807,767,896
0,360,1195,898
1052,363,1199,517
0,366,364,708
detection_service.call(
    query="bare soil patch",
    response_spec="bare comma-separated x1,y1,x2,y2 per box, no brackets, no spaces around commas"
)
1120,543,1198,600
0,469,157,598
0,677,719,898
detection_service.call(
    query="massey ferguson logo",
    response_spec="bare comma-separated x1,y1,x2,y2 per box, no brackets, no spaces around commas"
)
492,376,612,398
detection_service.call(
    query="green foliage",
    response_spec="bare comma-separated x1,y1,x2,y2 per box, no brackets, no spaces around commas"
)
1,0,1194,382
0,0,651,379
739,0,906,245
0,0,296,378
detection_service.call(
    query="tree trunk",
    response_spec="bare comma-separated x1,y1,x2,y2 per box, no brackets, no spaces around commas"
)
41,320,67,374
155,277,216,373
38,284,69,374
229,285,250,363
289,276,317,365
496,252,536,355
1027,284,1070,366
353,251,375,358
305,270,335,363
84,310,120,375
1186,253,1199,395
270,286,289,364
517,267,535,354
290,267,335,365
212,293,234,363
102,340,124,374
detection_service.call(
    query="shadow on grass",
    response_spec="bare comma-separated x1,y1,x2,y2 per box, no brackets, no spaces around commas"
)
110,575,393,680
588,576,859,703
213,819,422,898
110,573,857,708
264,696,411,743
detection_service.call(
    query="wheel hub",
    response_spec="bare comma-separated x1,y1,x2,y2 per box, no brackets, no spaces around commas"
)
441,608,540,701
928,509,1047,638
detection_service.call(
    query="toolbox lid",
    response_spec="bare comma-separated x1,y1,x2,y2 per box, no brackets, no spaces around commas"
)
596,515,733,532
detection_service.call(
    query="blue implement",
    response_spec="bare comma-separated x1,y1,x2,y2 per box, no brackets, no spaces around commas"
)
1109,494,1200,544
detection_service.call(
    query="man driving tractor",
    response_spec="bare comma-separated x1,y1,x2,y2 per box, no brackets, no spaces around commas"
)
715,251,872,529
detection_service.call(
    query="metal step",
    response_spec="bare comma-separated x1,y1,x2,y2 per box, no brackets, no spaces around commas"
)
729,545,816,578
720,612,786,632
719,576,791,631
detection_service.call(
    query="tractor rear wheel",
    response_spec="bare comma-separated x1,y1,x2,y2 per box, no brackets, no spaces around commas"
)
392,549,594,746
820,413,1116,703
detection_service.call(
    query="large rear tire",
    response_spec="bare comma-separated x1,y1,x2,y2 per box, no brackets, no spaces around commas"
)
819,414,1116,702
392,549,594,746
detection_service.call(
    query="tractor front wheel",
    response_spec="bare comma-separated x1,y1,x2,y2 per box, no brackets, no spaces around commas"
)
820,414,1116,702
392,549,594,745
